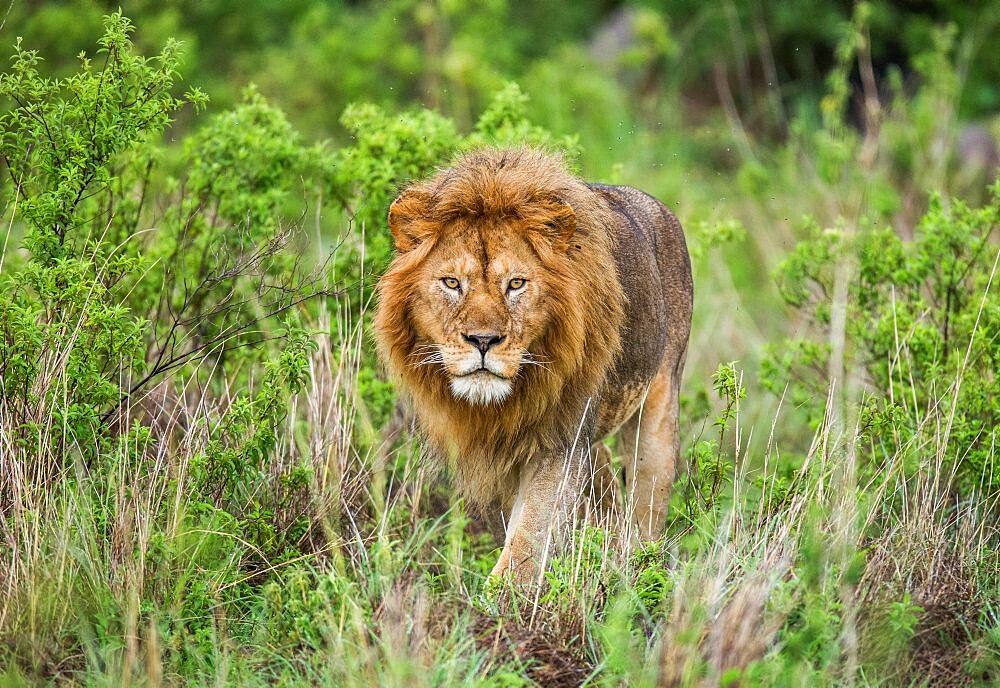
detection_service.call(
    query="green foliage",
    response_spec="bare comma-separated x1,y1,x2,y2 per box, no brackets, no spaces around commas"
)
261,567,358,651
0,13,327,476
189,325,317,559
676,362,746,519
463,82,580,155
687,218,747,261
765,186,1000,491
182,85,323,233
0,12,205,266
0,19,332,678
0,12,201,460
631,539,672,615
886,592,923,638
329,99,459,295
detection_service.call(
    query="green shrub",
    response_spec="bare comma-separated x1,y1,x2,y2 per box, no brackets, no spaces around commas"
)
765,185,1000,492
0,12,203,465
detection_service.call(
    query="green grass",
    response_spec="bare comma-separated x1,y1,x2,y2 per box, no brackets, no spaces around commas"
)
2,321,998,686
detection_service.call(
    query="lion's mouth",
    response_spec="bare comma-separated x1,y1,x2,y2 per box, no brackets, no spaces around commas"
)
456,367,507,380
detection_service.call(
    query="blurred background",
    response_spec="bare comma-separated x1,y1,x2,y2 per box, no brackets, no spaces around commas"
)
4,0,999,434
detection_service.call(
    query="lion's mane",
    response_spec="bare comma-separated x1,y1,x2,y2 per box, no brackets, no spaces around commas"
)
374,148,626,505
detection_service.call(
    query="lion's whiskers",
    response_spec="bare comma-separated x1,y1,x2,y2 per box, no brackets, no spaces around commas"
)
408,344,440,360
409,343,447,370
520,352,553,373
410,353,445,369
409,344,440,357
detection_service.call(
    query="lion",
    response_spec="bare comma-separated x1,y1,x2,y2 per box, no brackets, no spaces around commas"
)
374,147,693,583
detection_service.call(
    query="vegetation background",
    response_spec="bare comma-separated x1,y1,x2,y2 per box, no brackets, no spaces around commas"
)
1,1,998,685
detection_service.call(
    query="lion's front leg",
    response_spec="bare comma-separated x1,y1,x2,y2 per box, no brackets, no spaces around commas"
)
490,455,584,586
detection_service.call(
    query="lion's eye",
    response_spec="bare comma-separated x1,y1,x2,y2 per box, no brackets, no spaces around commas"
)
441,277,461,290
507,278,526,292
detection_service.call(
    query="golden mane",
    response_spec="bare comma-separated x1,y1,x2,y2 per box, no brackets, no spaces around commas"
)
374,147,626,505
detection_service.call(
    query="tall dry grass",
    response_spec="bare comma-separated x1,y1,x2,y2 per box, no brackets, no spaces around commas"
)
1,251,998,687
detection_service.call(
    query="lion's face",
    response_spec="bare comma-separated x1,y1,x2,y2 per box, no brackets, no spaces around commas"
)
407,220,552,405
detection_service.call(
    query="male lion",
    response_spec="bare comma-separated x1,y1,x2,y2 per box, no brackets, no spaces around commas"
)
374,147,692,583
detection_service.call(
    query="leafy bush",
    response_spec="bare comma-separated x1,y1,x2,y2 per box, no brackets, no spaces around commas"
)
0,12,203,466
766,186,1000,492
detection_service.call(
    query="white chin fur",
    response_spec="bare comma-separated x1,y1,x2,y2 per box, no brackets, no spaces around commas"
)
449,374,512,405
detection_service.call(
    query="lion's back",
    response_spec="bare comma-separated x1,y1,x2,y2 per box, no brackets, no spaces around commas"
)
588,183,693,433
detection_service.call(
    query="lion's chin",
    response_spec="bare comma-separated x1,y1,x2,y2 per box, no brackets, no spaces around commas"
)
449,372,513,405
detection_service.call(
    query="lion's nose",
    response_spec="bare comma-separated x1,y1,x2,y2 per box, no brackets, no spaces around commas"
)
463,332,505,354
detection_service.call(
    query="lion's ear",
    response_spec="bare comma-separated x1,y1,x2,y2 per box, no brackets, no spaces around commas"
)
538,194,577,248
388,190,435,252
